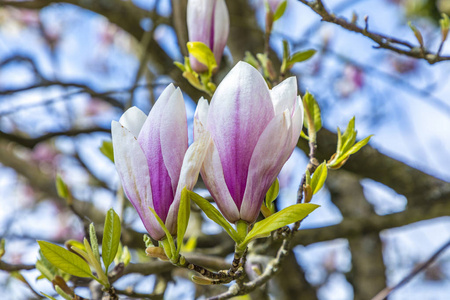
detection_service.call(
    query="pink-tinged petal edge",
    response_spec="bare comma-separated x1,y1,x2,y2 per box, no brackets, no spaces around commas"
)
111,121,166,240
160,88,189,193
118,106,148,138
138,84,176,222
207,61,274,209
240,110,292,223
201,141,240,223
212,0,229,67
270,76,297,116
165,130,211,233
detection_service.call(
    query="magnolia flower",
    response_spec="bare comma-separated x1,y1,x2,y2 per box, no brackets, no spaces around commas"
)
112,84,209,240
187,0,229,72
194,62,303,224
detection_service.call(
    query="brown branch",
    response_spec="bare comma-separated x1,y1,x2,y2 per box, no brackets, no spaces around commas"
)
297,0,450,64
371,238,450,300
0,127,110,149
0,261,35,272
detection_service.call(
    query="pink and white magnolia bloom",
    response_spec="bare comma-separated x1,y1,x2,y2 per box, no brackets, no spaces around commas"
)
187,0,229,72
112,84,209,240
194,62,303,224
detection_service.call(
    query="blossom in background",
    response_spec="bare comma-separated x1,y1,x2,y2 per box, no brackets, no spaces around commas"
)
112,84,209,240
187,0,229,72
194,62,303,224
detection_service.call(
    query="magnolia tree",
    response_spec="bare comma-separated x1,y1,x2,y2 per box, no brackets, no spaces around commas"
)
0,0,450,299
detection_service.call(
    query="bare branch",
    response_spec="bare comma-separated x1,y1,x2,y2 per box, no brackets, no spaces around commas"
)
297,0,450,64
371,238,450,300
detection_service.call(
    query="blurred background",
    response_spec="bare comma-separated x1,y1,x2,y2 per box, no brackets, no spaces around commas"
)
0,0,449,299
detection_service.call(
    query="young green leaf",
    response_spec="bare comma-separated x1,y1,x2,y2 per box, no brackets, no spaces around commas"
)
188,191,240,242
187,41,218,74
273,0,287,22
303,92,322,134
440,13,450,41
99,140,114,162
55,285,72,300
55,175,69,199
0,238,5,259
288,49,316,66
38,241,93,278
41,292,58,300
36,260,54,282
148,207,176,261
243,51,260,69
241,203,319,247
102,208,121,273
310,162,328,194
176,187,191,256
89,223,100,263
121,246,131,266
265,178,279,211
174,61,186,72
408,21,424,47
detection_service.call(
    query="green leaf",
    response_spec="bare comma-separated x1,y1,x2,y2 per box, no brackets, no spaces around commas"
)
265,178,279,211
99,140,114,163
41,292,58,300
143,234,153,248
188,191,240,242
408,21,424,46
38,241,93,278
303,92,322,133
440,13,450,41
339,117,355,155
176,187,190,256
0,238,5,259
121,246,131,266
243,51,260,69
241,203,319,246
311,162,328,194
55,175,69,199
174,61,186,72
89,223,100,263
36,260,54,281
148,207,176,260
273,0,287,22
288,49,316,66
187,41,217,74
55,285,72,300
102,208,121,273
346,135,372,156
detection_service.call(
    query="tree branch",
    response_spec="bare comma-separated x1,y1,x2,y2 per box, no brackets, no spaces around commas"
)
297,0,450,64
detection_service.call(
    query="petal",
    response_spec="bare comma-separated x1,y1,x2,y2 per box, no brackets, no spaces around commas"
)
194,97,209,140
207,61,274,208
138,84,177,222
212,0,229,67
111,121,165,240
165,130,211,233
160,88,189,193
270,76,298,116
240,110,292,223
200,141,240,223
288,96,304,151
119,106,147,137
187,0,215,72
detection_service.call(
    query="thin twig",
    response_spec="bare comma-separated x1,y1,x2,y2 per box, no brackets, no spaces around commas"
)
371,238,450,300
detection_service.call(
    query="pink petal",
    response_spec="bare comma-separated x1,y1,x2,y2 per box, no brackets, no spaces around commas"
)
270,76,297,116
288,96,304,152
201,141,240,223
137,84,177,222
165,130,211,232
212,0,229,67
111,121,165,240
118,106,147,137
160,88,188,193
240,110,292,223
194,97,209,141
207,61,274,209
